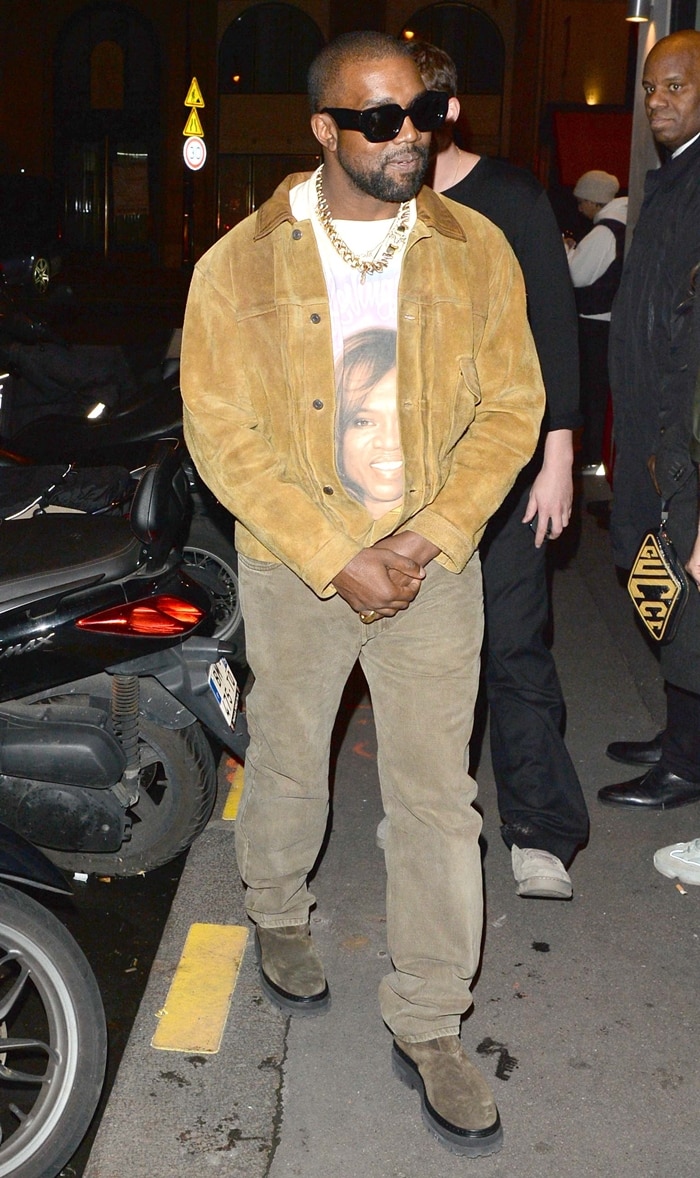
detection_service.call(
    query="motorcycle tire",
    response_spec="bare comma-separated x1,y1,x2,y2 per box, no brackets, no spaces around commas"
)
0,882,107,1178
46,719,218,878
182,516,246,661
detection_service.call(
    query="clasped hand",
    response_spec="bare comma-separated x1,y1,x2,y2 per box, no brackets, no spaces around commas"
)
331,532,440,618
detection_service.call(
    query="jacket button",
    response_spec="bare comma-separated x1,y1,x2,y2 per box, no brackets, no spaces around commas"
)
310,313,321,323
313,399,324,409
323,485,334,495
292,228,302,240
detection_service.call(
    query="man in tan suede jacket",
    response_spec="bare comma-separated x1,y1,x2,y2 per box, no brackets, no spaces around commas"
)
181,31,543,1158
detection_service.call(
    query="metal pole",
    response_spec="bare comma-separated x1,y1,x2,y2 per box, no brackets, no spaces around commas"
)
182,0,194,268
104,133,110,259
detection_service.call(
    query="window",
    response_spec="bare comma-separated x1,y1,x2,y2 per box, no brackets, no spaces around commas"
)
218,154,319,233
403,3,504,94
90,41,124,110
219,2,324,94
55,4,159,255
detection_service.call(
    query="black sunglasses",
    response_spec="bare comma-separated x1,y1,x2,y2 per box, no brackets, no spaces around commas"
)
320,90,449,143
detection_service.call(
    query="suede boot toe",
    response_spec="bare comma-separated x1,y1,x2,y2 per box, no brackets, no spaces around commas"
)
256,924,330,1015
393,1036,503,1156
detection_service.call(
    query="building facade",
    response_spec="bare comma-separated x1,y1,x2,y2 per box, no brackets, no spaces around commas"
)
0,1,667,269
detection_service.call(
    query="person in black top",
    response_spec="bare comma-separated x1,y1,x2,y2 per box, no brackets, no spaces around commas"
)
402,40,589,899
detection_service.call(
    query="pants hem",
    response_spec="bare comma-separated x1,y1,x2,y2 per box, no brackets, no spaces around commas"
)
392,1027,461,1045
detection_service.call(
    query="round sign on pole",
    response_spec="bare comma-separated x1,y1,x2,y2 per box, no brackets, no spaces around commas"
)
183,136,207,171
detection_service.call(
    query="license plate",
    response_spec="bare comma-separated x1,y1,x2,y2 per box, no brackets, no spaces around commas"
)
208,658,239,728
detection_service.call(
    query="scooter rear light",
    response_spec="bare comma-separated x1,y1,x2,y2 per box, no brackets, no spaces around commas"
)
76,595,205,636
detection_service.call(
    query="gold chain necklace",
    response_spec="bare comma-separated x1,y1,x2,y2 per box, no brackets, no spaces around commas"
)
314,167,411,284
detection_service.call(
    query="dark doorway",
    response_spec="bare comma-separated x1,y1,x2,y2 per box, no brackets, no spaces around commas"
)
55,3,160,260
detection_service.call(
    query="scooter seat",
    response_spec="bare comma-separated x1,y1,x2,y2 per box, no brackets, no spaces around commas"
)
0,515,143,608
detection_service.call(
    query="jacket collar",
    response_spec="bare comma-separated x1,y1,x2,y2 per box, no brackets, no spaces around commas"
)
253,172,468,242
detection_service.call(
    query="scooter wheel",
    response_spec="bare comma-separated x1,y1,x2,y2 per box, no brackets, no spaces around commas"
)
0,883,106,1178
45,720,218,878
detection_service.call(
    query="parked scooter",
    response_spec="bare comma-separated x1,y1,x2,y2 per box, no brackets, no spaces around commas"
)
0,281,138,435
0,439,248,878
0,280,179,450
0,821,107,1178
0,315,244,651
0,452,244,652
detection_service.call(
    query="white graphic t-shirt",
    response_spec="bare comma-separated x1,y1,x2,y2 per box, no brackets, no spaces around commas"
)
291,170,415,521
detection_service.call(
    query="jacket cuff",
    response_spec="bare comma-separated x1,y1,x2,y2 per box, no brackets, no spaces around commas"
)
302,533,365,598
402,510,476,573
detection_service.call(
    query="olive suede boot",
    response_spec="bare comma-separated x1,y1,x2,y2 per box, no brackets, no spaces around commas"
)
255,924,330,1015
393,1035,503,1156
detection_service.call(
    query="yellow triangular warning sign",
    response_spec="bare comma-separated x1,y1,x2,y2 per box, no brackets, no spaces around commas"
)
183,108,204,137
184,77,205,108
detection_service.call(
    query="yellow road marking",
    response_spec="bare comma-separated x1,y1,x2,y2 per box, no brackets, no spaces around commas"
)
222,756,245,820
151,923,248,1053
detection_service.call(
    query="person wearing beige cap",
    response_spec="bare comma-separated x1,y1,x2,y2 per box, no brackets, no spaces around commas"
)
573,169,620,211
565,170,628,471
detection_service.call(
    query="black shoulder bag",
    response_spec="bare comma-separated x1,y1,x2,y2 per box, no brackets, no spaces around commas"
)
627,504,689,643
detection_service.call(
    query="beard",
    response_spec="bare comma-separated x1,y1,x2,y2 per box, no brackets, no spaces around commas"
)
336,142,430,203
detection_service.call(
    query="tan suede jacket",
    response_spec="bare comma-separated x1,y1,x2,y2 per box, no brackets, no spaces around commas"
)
181,175,545,598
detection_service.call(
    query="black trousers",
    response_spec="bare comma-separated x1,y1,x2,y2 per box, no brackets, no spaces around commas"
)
578,317,611,466
662,684,700,779
480,477,590,866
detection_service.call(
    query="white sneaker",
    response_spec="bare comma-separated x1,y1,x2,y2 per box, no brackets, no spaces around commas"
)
653,837,700,886
376,815,388,851
511,845,573,900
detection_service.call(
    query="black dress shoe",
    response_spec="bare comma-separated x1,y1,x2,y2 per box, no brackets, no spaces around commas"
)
606,732,664,766
598,764,700,809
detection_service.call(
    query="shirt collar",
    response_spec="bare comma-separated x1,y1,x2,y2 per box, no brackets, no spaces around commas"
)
672,131,700,158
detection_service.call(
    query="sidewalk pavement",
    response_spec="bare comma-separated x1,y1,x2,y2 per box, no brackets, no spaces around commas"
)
84,480,699,1178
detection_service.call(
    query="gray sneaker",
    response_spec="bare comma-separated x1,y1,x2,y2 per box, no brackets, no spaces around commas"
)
653,837,700,886
511,845,573,900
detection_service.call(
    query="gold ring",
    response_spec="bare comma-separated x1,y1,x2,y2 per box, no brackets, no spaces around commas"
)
359,610,380,624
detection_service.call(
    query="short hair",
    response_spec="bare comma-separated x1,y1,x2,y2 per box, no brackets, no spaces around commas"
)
405,41,458,97
308,31,411,112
